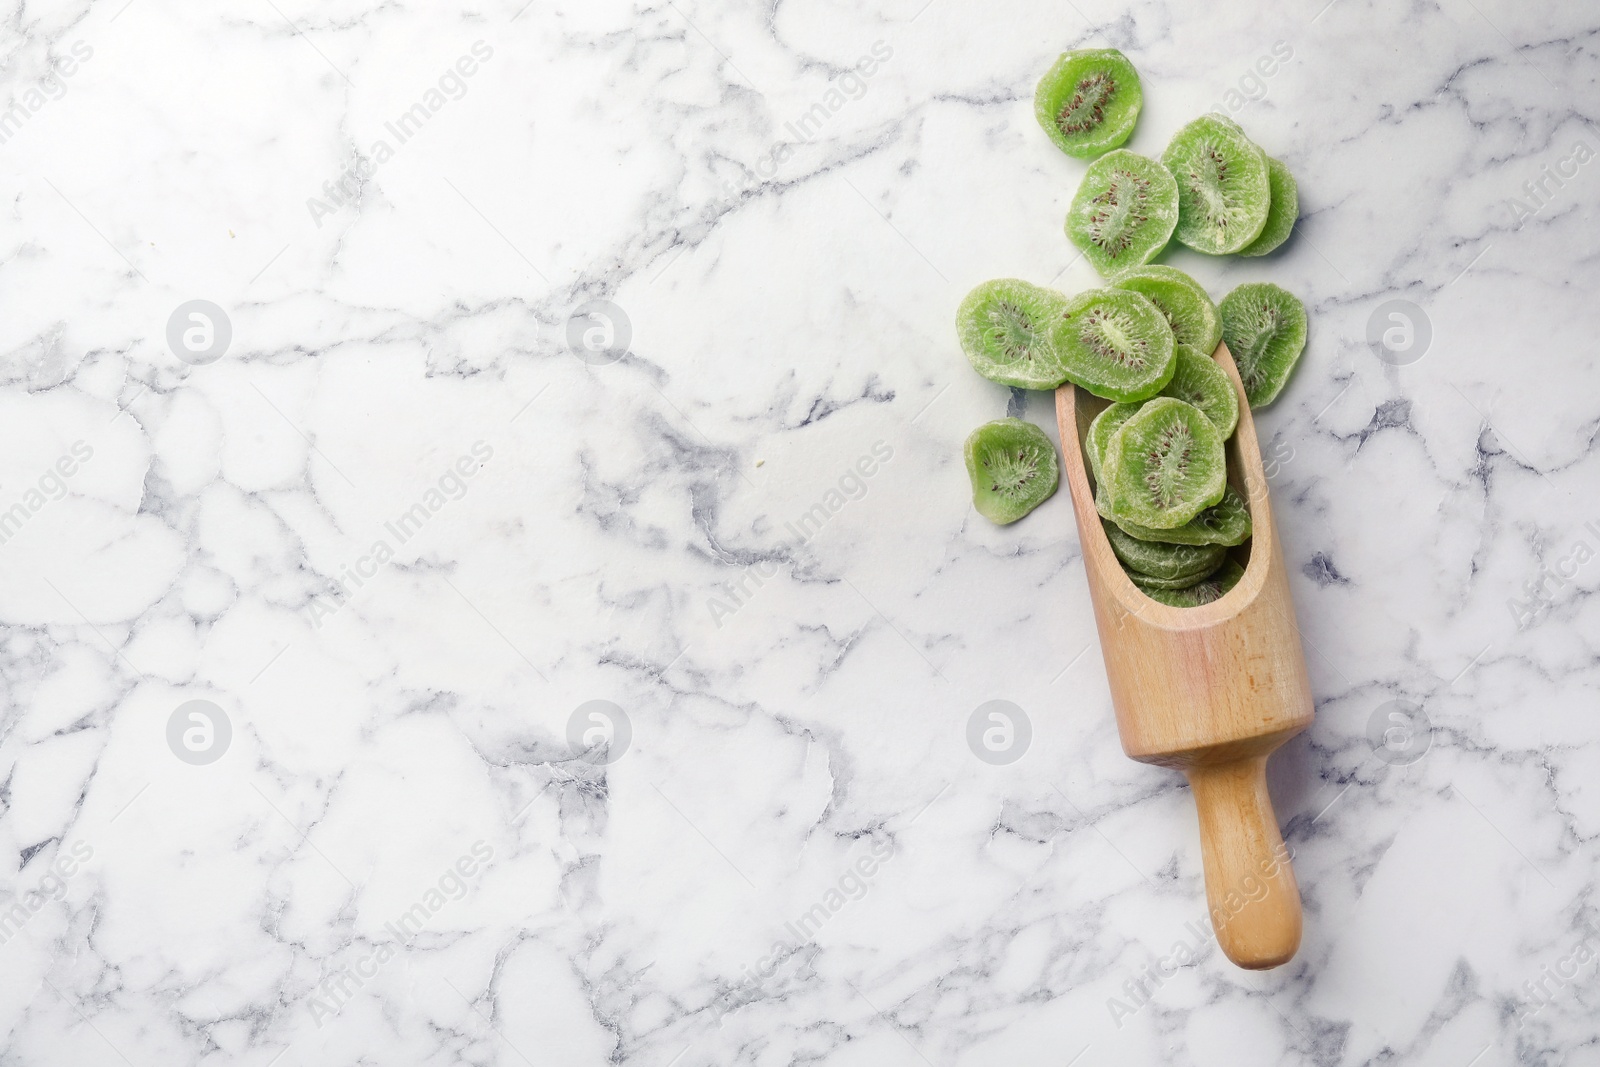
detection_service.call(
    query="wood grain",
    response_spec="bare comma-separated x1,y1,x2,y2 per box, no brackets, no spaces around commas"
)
1053,342,1314,970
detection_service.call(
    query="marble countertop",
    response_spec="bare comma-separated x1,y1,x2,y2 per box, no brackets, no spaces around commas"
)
2,1,1597,1064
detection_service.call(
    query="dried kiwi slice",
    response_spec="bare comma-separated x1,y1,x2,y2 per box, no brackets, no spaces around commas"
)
964,418,1060,525
1034,49,1143,160
1066,150,1178,277
1085,401,1140,483
1123,561,1226,590
1161,115,1270,255
1157,344,1239,439
1103,520,1226,583
1109,264,1221,353
1049,288,1176,402
957,279,1070,390
1101,397,1226,529
1219,282,1307,408
1135,560,1245,606
1105,484,1251,546
1239,157,1298,257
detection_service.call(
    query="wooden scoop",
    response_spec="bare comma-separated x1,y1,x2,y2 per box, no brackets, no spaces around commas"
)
1053,342,1314,970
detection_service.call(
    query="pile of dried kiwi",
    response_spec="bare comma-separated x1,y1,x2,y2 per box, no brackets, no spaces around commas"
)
959,48,1308,608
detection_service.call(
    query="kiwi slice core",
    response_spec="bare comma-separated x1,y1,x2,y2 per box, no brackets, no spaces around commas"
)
1161,115,1271,255
1101,397,1226,529
1219,282,1308,408
956,279,1069,390
1050,288,1176,402
1034,49,1144,159
1067,150,1178,276
964,418,1060,525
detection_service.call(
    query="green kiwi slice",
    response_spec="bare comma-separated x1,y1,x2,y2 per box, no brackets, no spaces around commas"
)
1066,150,1178,277
1239,157,1298,257
1104,484,1251,546
964,418,1060,525
1085,401,1140,483
1219,282,1308,408
1109,264,1222,353
1156,344,1239,439
1161,115,1270,255
1034,49,1143,160
1100,397,1226,529
957,279,1070,390
1049,288,1176,402
1123,561,1226,590
1135,560,1245,606
1103,520,1226,583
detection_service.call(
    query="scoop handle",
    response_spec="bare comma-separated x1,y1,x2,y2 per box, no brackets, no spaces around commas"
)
1185,756,1302,969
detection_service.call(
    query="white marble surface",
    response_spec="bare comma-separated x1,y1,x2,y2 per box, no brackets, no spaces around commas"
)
1,0,1597,1064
